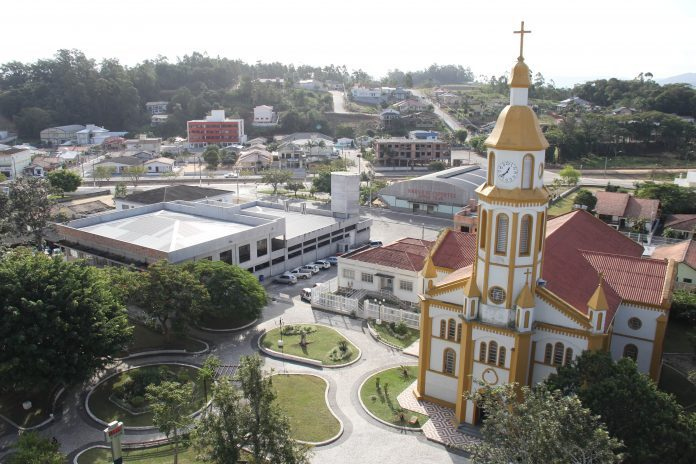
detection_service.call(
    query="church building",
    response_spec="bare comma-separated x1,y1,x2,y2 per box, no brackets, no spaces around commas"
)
415,26,676,425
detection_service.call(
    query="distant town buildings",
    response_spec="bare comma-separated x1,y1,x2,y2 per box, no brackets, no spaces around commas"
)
373,138,451,167
0,146,32,179
76,125,128,146
145,101,169,115
187,110,246,149
351,86,412,105
252,105,279,127
125,134,162,154
40,125,86,146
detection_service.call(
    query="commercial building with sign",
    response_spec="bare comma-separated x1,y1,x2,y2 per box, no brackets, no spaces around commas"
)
378,165,486,218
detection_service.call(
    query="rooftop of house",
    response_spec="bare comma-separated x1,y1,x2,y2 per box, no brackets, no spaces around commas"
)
238,203,344,240
595,191,660,219
123,185,230,205
342,238,435,272
0,147,30,156
144,157,175,165
651,240,696,269
430,230,477,270
664,214,696,231
96,156,143,166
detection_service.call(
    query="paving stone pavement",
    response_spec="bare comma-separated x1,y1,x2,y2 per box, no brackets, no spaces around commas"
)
1,297,471,464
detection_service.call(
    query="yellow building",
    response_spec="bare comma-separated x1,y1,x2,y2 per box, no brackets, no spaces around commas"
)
415,28,676,425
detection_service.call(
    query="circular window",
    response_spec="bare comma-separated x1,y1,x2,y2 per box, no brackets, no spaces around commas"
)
488,286,506,304
538,162,544,178
628,317,642,330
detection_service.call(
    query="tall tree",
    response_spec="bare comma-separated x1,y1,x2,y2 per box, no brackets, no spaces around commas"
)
137,261,209,340
7,177,54,245
193,377,244,464
559,165,581,186
93,165,115,184
635,181,696,214
146,381,194,464
124,165,146,188
0,249,132,392
7,432,65,464
285,181,305,198
467,383,622,464
47,169,82,197
546,351,696,463
203,144,221,170
311,170,331,194
261,169,293,195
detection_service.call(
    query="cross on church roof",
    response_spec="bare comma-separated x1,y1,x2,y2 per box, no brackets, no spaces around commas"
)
514,21,531,59
524,268,532,283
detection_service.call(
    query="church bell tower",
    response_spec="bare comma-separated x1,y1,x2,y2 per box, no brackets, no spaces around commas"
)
472,22,550,326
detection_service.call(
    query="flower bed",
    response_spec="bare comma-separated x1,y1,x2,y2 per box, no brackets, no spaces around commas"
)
261,324,358,366
369,320,420,349
359,366,428,429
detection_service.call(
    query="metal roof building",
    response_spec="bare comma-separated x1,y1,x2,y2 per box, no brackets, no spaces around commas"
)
378,165,487,218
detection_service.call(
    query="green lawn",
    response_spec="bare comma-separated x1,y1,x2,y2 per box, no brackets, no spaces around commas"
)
0,386,56,428
272,374,340,442
548,187,603,216
88,365,205,427
261,325,358,366
199,312,257,330
664,322,695,353
120,324,206,356
360,366,428,428
568,153,696,169
369,321,420,349
659,364,696,411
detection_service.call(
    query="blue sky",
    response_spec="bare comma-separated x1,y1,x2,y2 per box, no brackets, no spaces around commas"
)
3,0,695,87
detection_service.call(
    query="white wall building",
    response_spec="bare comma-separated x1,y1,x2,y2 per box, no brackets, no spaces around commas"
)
0,147,32,179
146,101,168,115
144,157,174,174
675,170,696,188
126,135,162,153
252,105,278,126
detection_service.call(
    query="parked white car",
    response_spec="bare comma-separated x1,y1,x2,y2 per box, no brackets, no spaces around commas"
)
290,267,313,279
300,264,320,275
274,273,297,284
311,260,331,270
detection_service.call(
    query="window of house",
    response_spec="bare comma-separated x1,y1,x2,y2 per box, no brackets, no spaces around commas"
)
239,244,250,263
257,239,268,257
447,319,456,341
628,317,642,330
443,349,456,375
440,320,447,338
343,269,355,279
479,342,487,362
522,154,533,189
544,343,553,364
495,214,509,254
400,280,413,292
519,215,532,255
488,341,498,364
498,347,506,367
553,342,564,365
361,273,373,283
623,344,638,361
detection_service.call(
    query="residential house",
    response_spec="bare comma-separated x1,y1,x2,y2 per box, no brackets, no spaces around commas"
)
145,101,168,115
235,148,273,170
24,156,63,177
115,185,235,210
40,124,85,146
132,151,157,162
296,79,323,91
247,137,268,146
380,109,400,121
556,96,592,110
453,200,479,233
436,92,460,106
335,138,353,149
277,134,334,167
144,157,175,174
351,87,382,105
126,135,162,153
355,136,374,148
663,214,696,240
76,125,108,145
650,240,696,288
409,130,439,140
394,99,429,113
594,191,660,231
187,110,246,149
151,115,169,126
94,156,143,174
252,105,279,126
0,147,32,179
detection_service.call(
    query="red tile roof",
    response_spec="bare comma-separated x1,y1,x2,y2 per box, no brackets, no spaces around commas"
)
594,191,659,219
431,230,477,270
344,238,435,272
664,214,696,232
651,240,696,269
625,196,660,220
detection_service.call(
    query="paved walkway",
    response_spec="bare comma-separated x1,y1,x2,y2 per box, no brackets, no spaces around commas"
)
1,297,470,464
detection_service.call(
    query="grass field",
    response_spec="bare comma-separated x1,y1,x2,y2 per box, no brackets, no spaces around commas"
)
360,366,428,428
261,325,358,366
369,321,420,349
88,365,205,427
120,324,206,356
547,187,604,217
272,374,340,442
568,153,696,170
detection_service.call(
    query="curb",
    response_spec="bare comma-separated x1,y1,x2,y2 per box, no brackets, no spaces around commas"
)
366,322,408,352
84,362,211,431
0,386,66,431
73,445,110,464
257,325,362,369
357,366,423,432
115,337,210,360
269,373,344,446
197,318,259,333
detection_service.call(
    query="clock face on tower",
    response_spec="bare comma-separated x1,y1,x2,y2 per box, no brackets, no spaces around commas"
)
496,160,518,183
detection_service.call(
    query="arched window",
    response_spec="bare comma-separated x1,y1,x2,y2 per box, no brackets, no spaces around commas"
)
479,342,487,362
487,152,495,185
488,341,498,364
564,348,574,366
596,312,604,331
544,343,552,364
522,154,534,189
623,344,638,361
444,348,456,374
456,323,462,343
495,214,509,254
498,347,506,367
439,320,446,338
480,210,487,249
553,342,565,365
519,215,532,256
447,319,456,341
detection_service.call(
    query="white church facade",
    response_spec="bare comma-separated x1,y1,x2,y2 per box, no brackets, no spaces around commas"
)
415,30,676,425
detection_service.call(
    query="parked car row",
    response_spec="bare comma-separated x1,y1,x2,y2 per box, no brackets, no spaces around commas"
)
272,257,337,285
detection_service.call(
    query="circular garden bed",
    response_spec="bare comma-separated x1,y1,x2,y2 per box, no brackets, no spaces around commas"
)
359,366,428,429
272,374,341,444
261,324,359,366
87,364,206,428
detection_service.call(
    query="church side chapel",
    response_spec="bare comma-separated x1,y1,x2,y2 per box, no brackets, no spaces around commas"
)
415,23,676,426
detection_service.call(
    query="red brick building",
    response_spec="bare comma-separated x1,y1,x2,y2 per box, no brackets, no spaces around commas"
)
187,110,246,148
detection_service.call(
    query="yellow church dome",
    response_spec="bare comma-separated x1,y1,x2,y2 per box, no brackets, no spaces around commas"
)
484,105,549,151
510,58,531,88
